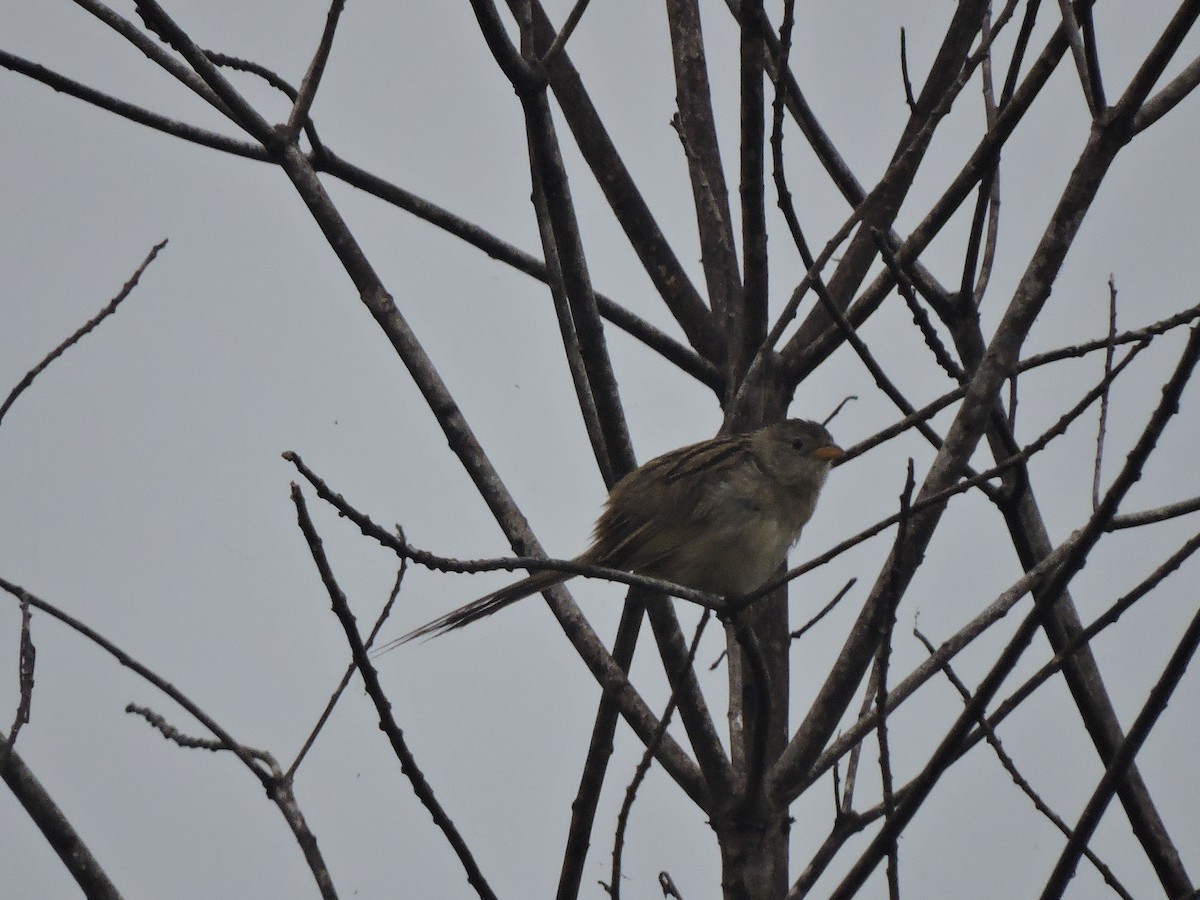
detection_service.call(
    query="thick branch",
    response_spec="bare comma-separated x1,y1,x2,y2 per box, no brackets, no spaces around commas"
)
666,0,742,337
271,143,710,805
771,74,1147,802
520,0,724,362
0,738,124,900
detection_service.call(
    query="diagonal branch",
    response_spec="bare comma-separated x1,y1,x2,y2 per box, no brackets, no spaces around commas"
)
779,2,1072,384
72,0,232,114
522,87,634,484
282,0,347,140
1039,601,1200,899
731,0,769,394
538,0,593,70
666,0,743,337
0,578,337,899
645,598,735,797
771,51,1163,803
290,485,497,900
131,0,274,142
828,322,1200,897
777,0,992,371
521,0,723,362
0,49,720,391
556,597,647,900
267,132,710,802
0,240,167,427
1133,51,1200,132
0,49,264,157
475,2,635,484
913,630,1136,900
1055,0,1105,116
0,737,124,900
606,610,713,900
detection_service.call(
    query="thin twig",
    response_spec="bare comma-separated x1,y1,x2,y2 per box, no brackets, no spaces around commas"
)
899,27,919,113
0,240,167,426
1040,601,1200,898
5,599,35,749
607,611,711,899
133,0,275,142
126,704,280,770
790,579,857,643
1108,495,1200,530
912,630,1135,900
829,323,1200,897
963,3,1002,310
559,595,648,900
840,666,878,817
708,576,856,673
539,0,592,70
1055,0,1104,116
286,560,407,782
0,49,719,388
872,230,967,383
283,0,346,140
0,50,265,158
875,461,915,899
0,577,337,899
0,581,267,775
744,337,1148,607
1092,275,1118,510
984,529,1200,742
289,484,498,900
204,51,298,98
283,450,727,613
1019,301,1200,370
769,0,804,271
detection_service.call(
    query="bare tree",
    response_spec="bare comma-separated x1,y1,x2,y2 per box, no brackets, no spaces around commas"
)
3,2,1200,898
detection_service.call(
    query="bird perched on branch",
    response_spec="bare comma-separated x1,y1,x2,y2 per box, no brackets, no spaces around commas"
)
387,418,842,647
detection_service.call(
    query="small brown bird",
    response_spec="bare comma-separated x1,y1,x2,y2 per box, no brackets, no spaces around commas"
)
388,419,841,646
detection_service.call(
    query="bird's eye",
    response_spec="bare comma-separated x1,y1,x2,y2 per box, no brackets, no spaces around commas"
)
791,438,806,452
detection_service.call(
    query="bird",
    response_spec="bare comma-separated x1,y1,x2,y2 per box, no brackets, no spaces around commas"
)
384,418,841,647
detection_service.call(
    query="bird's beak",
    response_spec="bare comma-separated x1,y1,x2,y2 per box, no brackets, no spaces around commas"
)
813,444,844,461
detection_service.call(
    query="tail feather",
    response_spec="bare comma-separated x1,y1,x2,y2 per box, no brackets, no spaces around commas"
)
374,569,569,654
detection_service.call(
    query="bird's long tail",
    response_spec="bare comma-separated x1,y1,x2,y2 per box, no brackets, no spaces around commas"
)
374,569,570,653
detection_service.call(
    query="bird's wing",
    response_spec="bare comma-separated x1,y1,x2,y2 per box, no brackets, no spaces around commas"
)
588,433,760,571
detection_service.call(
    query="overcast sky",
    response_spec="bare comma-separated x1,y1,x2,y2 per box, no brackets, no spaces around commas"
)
3,3,1200,898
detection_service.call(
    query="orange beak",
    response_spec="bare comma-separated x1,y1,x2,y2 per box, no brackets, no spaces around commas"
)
813,444,844,461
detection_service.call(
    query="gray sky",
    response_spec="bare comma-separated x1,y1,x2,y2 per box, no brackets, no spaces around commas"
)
3,2,1200,897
